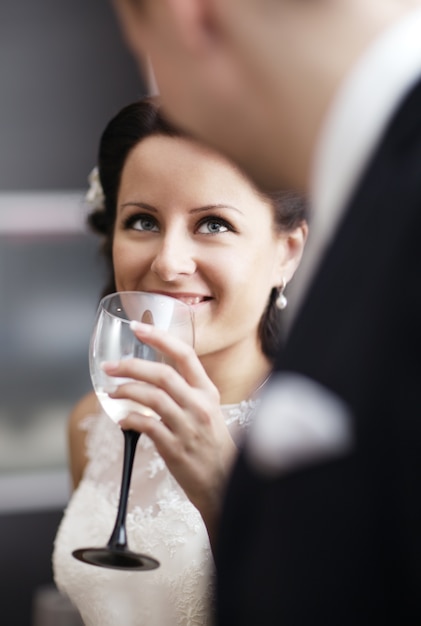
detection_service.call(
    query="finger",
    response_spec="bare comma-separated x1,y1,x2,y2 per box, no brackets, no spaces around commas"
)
129,321,214,391
120,409,220,480
110,379,189,433
120,411,205,472
110,373,221,442
102,358,203,413
120,412,179,460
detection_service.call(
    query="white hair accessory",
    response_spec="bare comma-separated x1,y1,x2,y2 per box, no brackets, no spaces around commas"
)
85,166,105,209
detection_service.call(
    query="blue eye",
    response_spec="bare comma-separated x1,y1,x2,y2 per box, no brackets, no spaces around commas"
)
197,218,230,234
127,215,159,232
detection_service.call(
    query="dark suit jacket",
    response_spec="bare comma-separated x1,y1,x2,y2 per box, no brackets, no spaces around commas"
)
216,78,421,625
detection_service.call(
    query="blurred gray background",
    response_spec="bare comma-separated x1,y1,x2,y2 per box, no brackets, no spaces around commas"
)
0,0,144,189
0,2,146,623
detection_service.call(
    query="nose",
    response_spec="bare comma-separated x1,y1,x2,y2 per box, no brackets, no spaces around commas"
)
150,232,196,281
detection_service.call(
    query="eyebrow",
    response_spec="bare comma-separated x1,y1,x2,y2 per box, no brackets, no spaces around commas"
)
120,202,244,216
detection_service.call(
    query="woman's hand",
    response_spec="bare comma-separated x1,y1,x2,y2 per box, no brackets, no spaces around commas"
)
101,321,237,548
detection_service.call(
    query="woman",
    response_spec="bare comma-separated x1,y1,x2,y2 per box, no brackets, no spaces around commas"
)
53,98,307,626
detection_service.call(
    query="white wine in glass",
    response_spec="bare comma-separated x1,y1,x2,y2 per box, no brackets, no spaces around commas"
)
72,291,194,571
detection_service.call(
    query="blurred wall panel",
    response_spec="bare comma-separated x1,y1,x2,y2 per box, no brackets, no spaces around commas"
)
0,201,105,477
0,0,144,190
0,4,145,624
0,1,145,492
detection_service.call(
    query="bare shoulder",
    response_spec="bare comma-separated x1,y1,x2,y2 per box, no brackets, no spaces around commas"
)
68,390,99,433
68,390,99,490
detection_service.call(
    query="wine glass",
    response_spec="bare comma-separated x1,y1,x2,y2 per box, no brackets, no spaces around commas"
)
72,291,194,571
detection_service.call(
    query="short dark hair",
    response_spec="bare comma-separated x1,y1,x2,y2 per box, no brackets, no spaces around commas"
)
88,98,307,361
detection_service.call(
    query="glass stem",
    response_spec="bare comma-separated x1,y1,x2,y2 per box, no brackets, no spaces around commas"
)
107,428,140,551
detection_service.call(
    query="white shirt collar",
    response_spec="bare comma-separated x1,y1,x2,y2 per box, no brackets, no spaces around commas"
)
287,7,421,326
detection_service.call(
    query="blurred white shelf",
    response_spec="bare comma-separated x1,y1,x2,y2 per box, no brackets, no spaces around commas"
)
0,191,87,234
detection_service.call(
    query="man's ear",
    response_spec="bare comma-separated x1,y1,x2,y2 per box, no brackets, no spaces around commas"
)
112,0,149,60
113,0,221,67
165,0,220,54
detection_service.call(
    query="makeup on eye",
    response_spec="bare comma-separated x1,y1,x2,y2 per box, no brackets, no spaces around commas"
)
123,213,159,232
121,208,239,235
196,215,235,234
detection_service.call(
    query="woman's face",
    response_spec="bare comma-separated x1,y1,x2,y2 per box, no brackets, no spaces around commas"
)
112,134,303,359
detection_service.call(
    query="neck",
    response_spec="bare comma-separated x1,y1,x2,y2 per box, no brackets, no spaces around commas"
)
200,339,273,405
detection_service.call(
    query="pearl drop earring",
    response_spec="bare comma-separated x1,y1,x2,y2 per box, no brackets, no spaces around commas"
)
276,278,287,310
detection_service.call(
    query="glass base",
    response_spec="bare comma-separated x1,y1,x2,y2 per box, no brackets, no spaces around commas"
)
72,547,160,571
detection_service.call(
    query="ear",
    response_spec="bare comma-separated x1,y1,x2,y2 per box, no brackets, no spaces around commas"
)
164,0,220,54
273,221,308,286
112,0,214,54
112,0,150,60
113,0,225,82
112,0,219,93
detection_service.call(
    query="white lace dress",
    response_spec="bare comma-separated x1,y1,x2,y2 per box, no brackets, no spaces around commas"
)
52,400,258,626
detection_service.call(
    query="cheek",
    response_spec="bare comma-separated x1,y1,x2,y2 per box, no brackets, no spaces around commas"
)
212,259,270,316
111,242,127,277
112,241,147,283
231,249,279,309
226,246,277,289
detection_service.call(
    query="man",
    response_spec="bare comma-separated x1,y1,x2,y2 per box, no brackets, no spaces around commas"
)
112,1,421,623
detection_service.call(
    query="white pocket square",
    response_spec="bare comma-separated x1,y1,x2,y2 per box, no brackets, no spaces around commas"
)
247,372,354,476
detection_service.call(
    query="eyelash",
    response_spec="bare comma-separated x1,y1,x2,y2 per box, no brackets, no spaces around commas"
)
124,213,159,232
123,213,236,235
197,216,235,235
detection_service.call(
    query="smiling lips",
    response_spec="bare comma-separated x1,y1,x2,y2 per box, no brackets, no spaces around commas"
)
151,292,212,306
178,295,210,306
